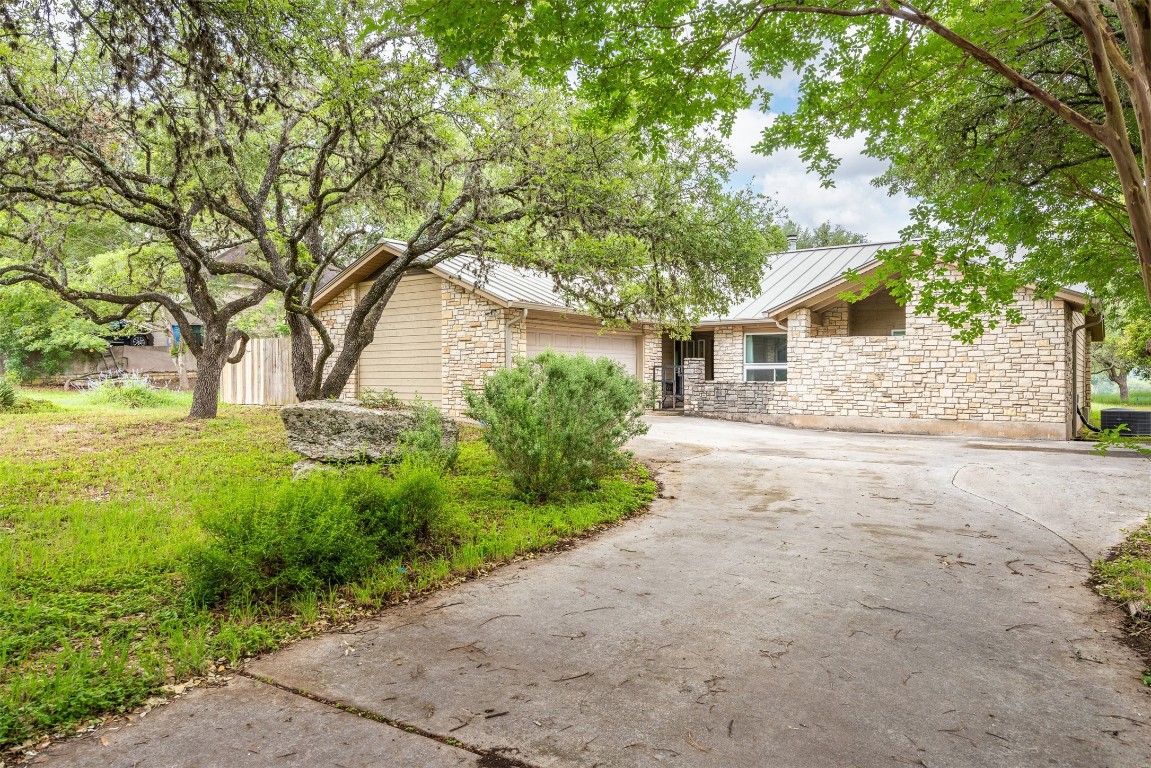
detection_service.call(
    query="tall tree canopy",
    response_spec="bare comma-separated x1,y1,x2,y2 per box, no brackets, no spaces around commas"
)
2,0,778,417
1095,299,1151,401
783,220,868,249
410,0,1151,325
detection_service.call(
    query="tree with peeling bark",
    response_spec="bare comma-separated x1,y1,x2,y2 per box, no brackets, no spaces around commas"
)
409,0,1151,324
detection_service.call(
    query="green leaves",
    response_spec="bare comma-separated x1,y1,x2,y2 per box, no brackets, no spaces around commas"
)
409,0,1151,328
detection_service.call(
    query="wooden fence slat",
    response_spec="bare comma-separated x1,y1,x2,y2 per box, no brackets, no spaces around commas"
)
220,337,298,405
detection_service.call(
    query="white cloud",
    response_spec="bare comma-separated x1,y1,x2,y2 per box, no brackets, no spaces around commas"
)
726,109,914,242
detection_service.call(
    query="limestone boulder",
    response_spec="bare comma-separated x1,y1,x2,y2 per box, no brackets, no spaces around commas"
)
280,400,458,462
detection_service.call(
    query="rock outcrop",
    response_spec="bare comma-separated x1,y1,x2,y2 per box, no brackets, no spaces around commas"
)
280,400,458,463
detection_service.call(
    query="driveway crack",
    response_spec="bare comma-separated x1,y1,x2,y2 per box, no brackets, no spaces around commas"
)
238,670,542,768
949,464,1090,563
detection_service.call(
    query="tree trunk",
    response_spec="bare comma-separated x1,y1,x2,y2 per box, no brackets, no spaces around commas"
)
186,324,231,419
1106,368,1131,403
188,356,223,418
286,312,320,401
317,341,362,400
176,346,190,391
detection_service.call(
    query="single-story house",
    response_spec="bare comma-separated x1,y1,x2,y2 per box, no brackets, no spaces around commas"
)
313,239,1099,440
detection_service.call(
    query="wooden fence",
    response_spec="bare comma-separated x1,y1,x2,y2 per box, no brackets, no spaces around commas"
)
220,337,297,406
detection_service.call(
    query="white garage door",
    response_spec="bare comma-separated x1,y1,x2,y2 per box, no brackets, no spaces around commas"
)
526,325,639,375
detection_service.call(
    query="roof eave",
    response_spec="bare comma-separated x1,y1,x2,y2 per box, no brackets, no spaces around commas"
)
311,241,404,310
764,260,884,321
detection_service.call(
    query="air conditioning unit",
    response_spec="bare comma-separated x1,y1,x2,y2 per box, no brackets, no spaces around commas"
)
1100,408,1151,436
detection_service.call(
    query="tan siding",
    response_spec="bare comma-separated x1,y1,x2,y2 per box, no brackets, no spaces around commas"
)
848,289,906,336
357,270,443,406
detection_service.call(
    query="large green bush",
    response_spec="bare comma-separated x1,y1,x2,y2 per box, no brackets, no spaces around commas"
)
187,459,448,604
465,351,648,499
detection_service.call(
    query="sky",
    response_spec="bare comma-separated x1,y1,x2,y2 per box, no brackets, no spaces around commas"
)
723,76,915,243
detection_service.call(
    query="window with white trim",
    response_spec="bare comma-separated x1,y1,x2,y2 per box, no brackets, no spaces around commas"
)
744,333,787,382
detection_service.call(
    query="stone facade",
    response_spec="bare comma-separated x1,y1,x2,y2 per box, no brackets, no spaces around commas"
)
641,325,663,382
683,358,790,418
712,326,744,382
314,285,358,401
682,291,1088,439
441,281,527,416
810,306,849,337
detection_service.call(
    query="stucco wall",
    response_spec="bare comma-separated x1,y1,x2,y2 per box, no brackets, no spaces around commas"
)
684,292,1079,439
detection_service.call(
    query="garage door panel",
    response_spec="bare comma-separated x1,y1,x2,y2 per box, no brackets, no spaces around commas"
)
526,325,637,375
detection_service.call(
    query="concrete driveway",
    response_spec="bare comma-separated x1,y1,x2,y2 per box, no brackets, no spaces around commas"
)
43,417,1151,768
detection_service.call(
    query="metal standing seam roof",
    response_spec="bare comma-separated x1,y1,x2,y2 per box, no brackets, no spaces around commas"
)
433,241,901,321
324,238,902,321
697,241,901,323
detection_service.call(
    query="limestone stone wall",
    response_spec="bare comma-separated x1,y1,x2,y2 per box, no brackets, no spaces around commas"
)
713,326,743,381
810,306,849,338
441,281,527,417
684,291,1079,438
640,325,663,386
313,285,358,401
683,358,789,417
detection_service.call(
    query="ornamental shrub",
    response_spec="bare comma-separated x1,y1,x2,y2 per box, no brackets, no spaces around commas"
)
187,459,448,604
358,387,401,409
465,351,648,500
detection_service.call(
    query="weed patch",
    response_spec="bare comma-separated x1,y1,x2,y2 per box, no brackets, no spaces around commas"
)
1092,518,1151,685
87,375,182,409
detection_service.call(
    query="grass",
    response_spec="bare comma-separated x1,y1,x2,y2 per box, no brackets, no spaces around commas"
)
1092,518,1151,686
0,389,654,753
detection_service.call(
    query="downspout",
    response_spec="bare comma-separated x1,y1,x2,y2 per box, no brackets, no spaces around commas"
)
1072,311,1104,434
504,308,528,368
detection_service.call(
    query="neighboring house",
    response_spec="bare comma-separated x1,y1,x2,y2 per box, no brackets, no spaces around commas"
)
314,239,1100,440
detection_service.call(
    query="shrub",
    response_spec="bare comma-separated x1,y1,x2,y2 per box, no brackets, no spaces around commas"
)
187,460,448,604
88,374,178,408
0,398,59,414
398,395,459,469
0,376,15,409
465,351,649,499
358,387,401,409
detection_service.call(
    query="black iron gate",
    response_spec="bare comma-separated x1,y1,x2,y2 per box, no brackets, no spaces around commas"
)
653,364,684,410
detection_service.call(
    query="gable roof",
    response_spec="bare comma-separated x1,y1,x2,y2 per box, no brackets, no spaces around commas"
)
696,242,899,324
314,238,1091,321
312,239,571,311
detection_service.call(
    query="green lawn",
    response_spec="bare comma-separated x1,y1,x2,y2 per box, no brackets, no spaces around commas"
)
0,389,654,752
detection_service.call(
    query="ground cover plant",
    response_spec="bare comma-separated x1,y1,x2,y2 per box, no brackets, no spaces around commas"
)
0,389,653,754
0,376,57,415
1093,518,1151,685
